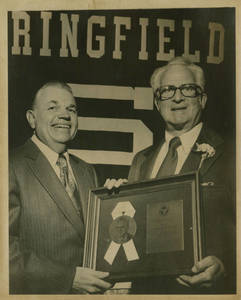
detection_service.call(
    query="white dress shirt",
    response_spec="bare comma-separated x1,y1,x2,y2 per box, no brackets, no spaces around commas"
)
150,123,203,178
31,134,76,183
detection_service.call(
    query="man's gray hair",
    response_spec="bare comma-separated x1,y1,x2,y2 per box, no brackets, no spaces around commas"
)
150,56,205,91
31,81,73,109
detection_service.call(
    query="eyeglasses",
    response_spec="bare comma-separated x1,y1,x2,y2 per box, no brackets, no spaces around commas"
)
154,84,203,101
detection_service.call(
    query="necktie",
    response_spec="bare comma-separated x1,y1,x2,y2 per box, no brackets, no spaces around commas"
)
56,154,82,216
156,136,181,178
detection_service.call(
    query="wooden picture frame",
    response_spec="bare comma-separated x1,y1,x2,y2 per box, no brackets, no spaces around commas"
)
83,172,203,282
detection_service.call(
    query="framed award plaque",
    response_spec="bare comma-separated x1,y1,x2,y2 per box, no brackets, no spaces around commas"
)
83,172,203,282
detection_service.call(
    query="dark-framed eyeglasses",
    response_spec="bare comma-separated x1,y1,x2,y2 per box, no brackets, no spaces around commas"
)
154,83,204,101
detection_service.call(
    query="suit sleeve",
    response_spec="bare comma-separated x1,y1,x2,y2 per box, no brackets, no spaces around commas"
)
200,147,236,293
91,163,99,187
9,160,76,294
128,151,144,183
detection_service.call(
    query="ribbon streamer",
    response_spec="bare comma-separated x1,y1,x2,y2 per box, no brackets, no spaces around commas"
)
104,241,121,265
123,239,139,261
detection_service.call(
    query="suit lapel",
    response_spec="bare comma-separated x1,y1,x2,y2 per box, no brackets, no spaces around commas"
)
180,150,201,174
140,139,165,179
180,126,224,176
69,158,89,225
198,145,223,177
24,140,85,239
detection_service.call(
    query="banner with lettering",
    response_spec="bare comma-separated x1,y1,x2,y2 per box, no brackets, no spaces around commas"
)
8,8,235,183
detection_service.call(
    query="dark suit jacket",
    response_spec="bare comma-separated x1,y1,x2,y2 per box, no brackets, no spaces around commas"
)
9,139,98,294
128,126,236,294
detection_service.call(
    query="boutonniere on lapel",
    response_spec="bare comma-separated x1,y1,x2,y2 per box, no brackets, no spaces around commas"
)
194,143,216,170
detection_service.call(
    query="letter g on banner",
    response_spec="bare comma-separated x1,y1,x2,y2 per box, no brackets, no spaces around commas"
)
104,201,139,265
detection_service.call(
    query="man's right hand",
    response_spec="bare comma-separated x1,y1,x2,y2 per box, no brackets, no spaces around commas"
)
72,267,112,294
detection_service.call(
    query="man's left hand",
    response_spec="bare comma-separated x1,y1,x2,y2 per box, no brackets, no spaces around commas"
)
177,256,225,288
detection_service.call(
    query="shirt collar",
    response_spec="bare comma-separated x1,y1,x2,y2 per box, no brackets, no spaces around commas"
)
165,122,203,154
31,134,69,164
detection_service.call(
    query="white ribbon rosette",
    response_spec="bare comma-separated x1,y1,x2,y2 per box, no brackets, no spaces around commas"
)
104,201,140,265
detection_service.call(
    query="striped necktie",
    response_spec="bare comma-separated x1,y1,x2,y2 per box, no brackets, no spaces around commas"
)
56,153,82,217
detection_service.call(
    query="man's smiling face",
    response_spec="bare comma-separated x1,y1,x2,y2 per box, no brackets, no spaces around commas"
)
28,85,78,151
155,65,207,133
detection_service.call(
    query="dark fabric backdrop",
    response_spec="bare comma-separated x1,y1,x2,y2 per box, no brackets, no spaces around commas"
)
8,8,235,184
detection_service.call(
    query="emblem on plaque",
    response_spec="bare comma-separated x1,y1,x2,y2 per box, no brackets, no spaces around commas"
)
159,205,169,216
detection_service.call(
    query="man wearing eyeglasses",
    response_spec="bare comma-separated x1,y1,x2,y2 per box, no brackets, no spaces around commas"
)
127,57,235,294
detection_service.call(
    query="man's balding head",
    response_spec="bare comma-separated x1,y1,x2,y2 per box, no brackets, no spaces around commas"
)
26,81,78,153
32,81,73,110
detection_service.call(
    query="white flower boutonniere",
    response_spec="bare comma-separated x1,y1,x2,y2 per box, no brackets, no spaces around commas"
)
195,143,216,170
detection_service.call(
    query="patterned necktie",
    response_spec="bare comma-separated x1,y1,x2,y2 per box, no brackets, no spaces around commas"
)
156,136,181,178
56,154,82,216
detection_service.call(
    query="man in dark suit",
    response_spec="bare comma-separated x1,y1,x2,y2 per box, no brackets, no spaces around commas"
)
127,57,236,294
9,81,112,294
